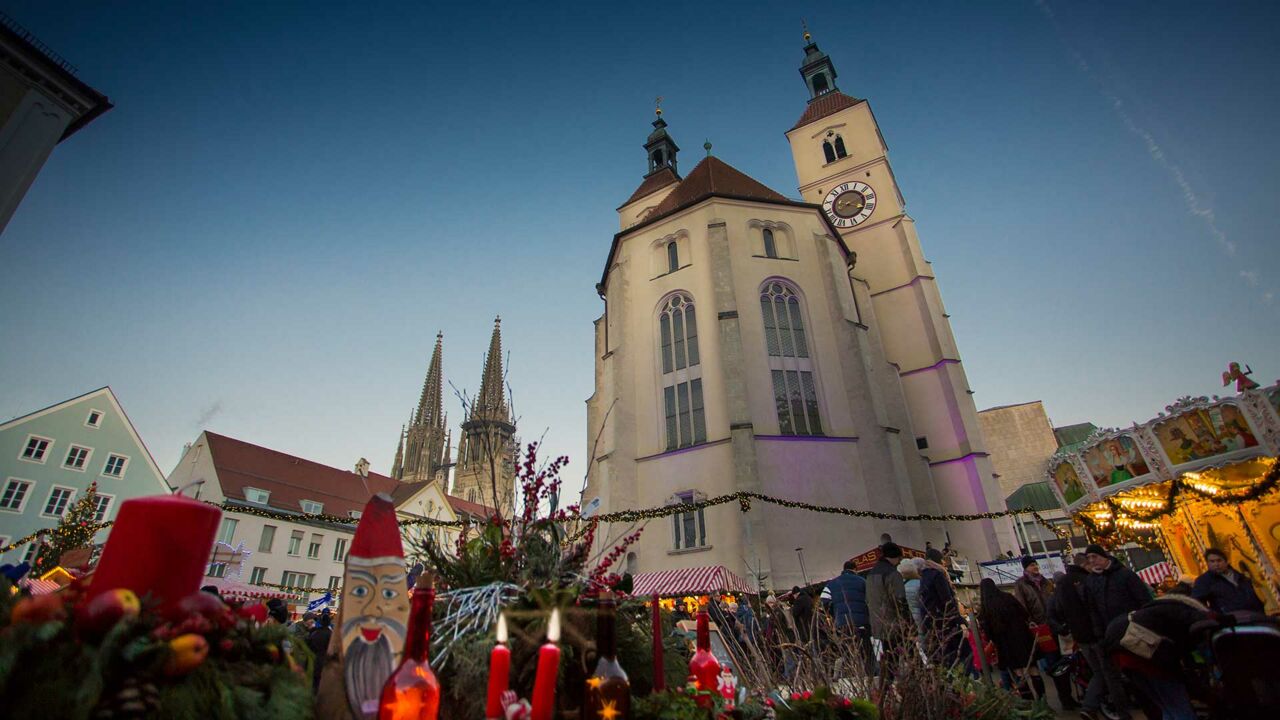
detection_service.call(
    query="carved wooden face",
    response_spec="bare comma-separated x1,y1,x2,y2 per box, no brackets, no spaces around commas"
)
340,560,410,717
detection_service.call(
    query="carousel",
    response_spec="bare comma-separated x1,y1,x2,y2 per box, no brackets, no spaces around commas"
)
1048,368,1280,612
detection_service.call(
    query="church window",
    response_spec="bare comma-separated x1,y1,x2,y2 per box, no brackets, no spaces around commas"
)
667,241,680,273
834,135,848,159
822,140,836,164
670,491,707,550
812,73,829,95
761,281,823,436
763,229,778,258
658,293,706,450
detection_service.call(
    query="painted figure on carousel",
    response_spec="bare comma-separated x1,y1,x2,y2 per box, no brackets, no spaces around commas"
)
317,494,411,719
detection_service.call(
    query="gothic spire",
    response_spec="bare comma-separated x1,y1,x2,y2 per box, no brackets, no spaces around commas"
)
474,316,509,422
416,332,445,430
391,425,405,479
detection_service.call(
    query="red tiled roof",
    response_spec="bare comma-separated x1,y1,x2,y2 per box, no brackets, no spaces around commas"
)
447,494,494,520
204,432,400,520
645,155,790,221
620,166,680,207
790,91,862,131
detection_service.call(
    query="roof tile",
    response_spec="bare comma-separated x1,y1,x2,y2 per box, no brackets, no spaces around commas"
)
790,91,861,131
621,166,680,207
645,155,790,222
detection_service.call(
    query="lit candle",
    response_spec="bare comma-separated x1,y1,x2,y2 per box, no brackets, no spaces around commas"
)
485,614,512,719
85,491,222,615
651,596,665,692
530,609,561,720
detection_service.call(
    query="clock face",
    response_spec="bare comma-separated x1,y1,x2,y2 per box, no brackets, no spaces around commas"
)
822,182,877,228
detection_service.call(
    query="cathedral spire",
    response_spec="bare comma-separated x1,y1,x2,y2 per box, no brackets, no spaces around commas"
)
391,425,405,479
644,99,680,177
416,332,445,430
798,30,839,101
474,316,509,422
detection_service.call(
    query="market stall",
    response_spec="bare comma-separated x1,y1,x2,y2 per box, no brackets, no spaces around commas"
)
1048,375,1280,612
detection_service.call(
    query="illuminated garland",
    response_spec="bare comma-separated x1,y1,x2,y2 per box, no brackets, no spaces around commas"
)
1099,459,1280,524
0,521,114,555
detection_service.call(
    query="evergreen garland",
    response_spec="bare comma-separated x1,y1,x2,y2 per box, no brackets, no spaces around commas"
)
33,481,102,573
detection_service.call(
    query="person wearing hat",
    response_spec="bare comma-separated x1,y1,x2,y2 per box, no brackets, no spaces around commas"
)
1081,544,1148,720
1012,557,1076,710
266,597,291,626
919,547,964,668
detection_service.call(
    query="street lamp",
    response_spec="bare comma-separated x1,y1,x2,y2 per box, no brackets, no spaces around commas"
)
795,547,809,586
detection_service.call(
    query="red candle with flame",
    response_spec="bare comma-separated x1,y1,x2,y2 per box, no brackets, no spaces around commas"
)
85,491,221,614
688,611,720,706
485,614,512,719
378,573,440,720
530,609,561,720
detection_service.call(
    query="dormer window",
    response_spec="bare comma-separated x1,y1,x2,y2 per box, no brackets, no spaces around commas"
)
348,510,362,520
245,487,270,505
301,499,323,515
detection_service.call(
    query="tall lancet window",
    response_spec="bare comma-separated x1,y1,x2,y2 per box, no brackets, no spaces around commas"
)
659,293,706,450
667,241,680,273
761,280,823,435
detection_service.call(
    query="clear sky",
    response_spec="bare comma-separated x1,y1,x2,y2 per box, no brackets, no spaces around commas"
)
2,1,1277,494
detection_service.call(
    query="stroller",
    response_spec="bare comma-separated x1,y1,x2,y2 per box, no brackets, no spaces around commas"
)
1191,611,1280,719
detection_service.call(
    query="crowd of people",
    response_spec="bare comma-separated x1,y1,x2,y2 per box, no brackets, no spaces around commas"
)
692,537,1272,720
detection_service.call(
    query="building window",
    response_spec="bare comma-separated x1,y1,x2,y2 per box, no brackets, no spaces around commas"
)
102,453,128,477
43,486,75,517
328,575,341,591
22,543,38,564
348,510,362,520
21,435,52,463
64,445,92,471
667,241,680,273
333,537,348,563
822,140,836,164
259,525,277,552
307,534,322,559
207,561,227,578
281,571,314,590
217,517,238,545
761,281,823,436
659,293,706,450
85,410,103,428
0,536,8,560
249,566,267,584
245,487,270,504
300,500,323,515
288,530,303,556
93,494,113,522
1,479,33,512
670,491,707,550
916,436,929,450
763,228,778,258
833,136,847,158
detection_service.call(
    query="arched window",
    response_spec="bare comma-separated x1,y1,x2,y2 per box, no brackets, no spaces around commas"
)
760,281,823,435
658,293,706,450
822,140,836,164
834,136,847,159
812,73,829,95
667,241,680,273
762,228,778,259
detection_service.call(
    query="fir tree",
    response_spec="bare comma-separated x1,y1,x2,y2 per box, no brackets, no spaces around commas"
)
33,481,101,572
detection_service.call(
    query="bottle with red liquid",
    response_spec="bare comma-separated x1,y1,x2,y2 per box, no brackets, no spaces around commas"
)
378,573,440,720
688,610,720,706
584,592,630,720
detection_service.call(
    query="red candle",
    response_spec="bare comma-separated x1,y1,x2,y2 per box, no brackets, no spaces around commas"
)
688,611,720,706
530,609,561,720
85,491,221,615
651,596,665,692
485,614,512,719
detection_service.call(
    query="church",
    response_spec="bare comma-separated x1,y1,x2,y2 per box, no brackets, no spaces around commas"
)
582,35,1009,591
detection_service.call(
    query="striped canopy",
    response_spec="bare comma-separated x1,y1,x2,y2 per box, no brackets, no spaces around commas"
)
204,576,299,601
632,565,753,597
1136,561,1178,586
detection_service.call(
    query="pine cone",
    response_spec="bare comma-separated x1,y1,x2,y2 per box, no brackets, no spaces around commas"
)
92,677,161,720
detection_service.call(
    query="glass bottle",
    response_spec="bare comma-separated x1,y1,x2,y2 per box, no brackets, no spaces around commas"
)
584,592,631,720
378,573,440,720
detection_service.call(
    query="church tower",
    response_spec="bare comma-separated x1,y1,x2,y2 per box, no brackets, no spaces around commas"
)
452,317,516,515
784,32,1005,558
392,332,451,485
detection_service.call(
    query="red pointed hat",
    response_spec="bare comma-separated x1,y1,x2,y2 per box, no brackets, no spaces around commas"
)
347,493,405,567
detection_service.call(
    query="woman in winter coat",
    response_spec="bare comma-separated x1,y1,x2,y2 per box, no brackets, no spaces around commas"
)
978,578,1044,698
901,558,925,629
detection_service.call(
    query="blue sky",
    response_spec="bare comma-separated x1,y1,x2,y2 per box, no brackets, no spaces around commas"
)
2,1,1277,492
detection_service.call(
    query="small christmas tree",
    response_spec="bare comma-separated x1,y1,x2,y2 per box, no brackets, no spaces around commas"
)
33,481,101,572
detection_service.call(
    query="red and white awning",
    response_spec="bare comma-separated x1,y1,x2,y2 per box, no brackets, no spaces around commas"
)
18,578,61,595
632,565,754,597
1137,561,1178,586
204,576,299,601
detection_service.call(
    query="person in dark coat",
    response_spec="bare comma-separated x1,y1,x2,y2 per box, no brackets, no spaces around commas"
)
1103,584,1209,720
977,578,1043,698
1012,557,1075,710
307,610,334,691
919,548,964,668
827,560,875,675
866,543,911,678
1192,547,1266,614
1082,544,1146,720
790,586,814,643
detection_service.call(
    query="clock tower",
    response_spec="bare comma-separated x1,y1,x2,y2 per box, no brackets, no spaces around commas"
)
785,34,1007,558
